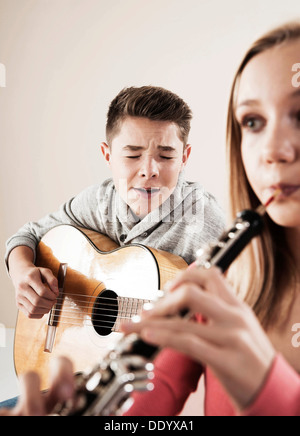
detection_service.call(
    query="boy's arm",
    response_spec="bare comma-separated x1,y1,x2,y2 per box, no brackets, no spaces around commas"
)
8,246,59,319
6,183,109,318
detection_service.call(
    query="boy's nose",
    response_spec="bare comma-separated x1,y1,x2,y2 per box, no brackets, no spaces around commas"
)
138,156,159,178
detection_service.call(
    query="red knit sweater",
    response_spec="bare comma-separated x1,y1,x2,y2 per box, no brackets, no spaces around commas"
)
124,348,300,416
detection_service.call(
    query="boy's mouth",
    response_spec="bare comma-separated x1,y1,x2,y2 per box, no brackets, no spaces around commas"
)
133,187,161,199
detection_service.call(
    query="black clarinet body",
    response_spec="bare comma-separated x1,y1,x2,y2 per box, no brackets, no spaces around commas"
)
52,209,264,416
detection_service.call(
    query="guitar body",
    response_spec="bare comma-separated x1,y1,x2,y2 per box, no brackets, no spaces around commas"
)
14,225,187,390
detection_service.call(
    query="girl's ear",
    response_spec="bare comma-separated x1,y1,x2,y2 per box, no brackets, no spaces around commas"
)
100,142,111,166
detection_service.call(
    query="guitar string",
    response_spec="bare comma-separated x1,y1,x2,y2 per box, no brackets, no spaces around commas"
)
49,310,139,319
46,314,136,328
60,291,159,299
56,298,149,308
46,301,147,329
49,299,150,313
43,290,151,331
54,294,151,307
48,297,151,312
45,299,148,322
54,316,132,327
49,310,135,320
46,320,125,330
47,309,145,324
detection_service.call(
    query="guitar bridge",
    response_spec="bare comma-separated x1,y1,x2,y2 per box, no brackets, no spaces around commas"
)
44,263,68,353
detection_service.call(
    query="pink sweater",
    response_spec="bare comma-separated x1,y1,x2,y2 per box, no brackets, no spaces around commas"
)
125,348,300,416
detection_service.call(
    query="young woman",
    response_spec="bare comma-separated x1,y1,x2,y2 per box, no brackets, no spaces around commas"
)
123,21,300,416
1,21,300,416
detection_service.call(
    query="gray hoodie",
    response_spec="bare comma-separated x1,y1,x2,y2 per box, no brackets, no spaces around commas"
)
5,176,225,267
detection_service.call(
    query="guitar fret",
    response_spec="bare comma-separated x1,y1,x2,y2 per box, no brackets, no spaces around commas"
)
113,297,152,333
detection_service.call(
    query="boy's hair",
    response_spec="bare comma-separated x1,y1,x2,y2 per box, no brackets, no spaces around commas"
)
106,86,192,147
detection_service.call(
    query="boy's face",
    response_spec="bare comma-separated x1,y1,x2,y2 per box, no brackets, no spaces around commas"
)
101,116,191,219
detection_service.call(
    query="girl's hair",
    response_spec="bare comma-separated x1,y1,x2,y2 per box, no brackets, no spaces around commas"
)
226,22,300,328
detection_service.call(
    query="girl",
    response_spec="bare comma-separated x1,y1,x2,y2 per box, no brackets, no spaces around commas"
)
123,21,300,416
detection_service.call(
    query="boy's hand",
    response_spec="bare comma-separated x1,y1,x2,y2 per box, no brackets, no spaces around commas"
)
12,265,59,319
9,246,59,319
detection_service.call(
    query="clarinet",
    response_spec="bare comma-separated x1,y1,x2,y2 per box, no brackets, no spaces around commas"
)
52,209,264,416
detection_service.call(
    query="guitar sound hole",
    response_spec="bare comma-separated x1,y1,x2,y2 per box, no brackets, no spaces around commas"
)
92,290,118,336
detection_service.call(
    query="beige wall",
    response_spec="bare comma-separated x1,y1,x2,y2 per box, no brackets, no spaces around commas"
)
0,0,299,327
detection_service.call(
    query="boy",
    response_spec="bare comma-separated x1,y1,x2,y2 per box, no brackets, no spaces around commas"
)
5,86,224,320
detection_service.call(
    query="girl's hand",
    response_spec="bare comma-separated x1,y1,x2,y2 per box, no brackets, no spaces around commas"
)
122,267,276,411
0,357,74,416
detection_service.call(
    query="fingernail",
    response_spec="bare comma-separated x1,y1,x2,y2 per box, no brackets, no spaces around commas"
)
131,315,141,324
153,290,165,301
142,302,154,315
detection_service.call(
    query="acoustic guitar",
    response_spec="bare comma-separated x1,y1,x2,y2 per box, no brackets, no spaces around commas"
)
14,225,187,390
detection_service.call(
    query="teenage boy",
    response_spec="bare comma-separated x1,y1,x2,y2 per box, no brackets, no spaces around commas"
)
5,86,224,320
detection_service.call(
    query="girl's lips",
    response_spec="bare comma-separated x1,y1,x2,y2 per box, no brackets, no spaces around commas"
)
270,185,300,199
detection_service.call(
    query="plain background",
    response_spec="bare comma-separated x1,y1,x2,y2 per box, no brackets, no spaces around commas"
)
0,0,299,327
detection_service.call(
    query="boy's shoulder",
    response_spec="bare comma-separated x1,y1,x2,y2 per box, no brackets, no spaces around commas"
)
77,178,115,198
182,179,223,208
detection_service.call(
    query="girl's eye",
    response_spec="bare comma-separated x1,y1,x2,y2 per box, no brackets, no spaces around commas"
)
161,156,173,160
126,156,140,159
241,116,265,132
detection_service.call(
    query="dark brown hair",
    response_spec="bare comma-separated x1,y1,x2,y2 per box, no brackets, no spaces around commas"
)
106,86,192,147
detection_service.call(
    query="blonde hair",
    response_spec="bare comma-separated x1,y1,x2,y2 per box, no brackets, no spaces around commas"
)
226,22,300,328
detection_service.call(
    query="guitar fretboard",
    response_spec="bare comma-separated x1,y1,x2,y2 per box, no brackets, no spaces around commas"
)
113,296,151,332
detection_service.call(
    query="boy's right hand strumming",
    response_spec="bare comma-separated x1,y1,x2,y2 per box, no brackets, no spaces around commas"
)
8,246,59,319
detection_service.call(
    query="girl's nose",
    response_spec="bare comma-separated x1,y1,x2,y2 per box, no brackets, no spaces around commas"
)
261,123,297,165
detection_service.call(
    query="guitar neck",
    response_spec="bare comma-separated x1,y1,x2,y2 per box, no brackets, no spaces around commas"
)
113,296,151,332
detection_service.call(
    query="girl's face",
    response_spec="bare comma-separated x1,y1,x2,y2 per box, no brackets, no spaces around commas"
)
235,40,300,228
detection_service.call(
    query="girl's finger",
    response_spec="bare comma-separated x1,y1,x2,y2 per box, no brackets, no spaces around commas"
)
16,372,45,416
46,357,75,412
139,324,221,369
166,266,239,305
141,282,231,322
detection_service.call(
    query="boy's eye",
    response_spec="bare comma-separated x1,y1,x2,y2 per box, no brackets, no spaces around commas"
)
125,155,174,160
